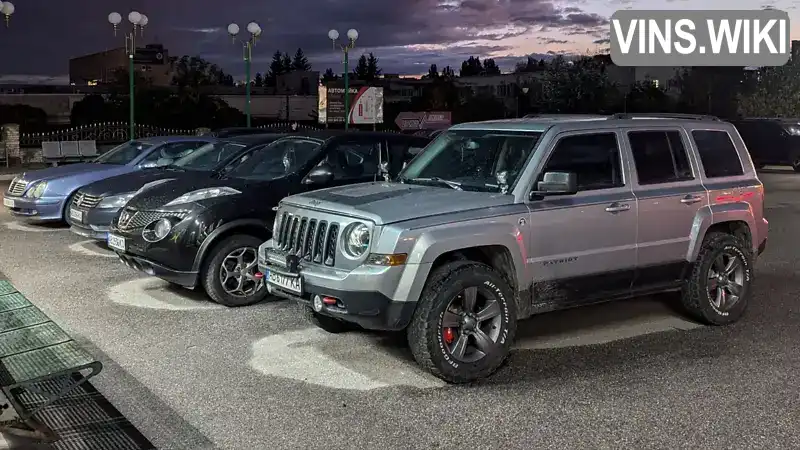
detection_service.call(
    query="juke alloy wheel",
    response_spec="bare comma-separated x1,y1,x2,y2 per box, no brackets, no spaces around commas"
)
202,235,270,307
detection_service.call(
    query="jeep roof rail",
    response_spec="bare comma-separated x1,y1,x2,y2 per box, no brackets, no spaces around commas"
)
609,113,720,121
523,113,608,118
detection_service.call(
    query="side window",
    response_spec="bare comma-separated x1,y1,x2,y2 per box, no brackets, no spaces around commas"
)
326,140,380,179
142,141,205,165
628,130,693,185
691,130,745,178
540,133,623,191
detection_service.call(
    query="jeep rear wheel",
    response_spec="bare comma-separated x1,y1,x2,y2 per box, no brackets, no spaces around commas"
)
681,231,753,325
407,261,517,384
201,234,271,307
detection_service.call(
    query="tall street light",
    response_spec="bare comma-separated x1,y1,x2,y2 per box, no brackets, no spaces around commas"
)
108,10,148,141
228,21,262,128
328,28,358,130
1,2,15,26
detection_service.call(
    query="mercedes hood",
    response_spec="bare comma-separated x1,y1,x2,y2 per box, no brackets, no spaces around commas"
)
280,182,515,225
18,163,119,183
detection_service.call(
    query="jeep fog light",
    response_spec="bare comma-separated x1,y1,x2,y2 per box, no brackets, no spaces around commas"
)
365,253,407,266
343,222,370,257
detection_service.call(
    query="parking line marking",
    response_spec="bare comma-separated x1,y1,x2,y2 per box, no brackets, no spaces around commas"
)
108,278,225,311
68,240,116,258
3,222,68,232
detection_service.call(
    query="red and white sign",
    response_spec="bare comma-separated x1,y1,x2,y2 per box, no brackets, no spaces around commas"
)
394,112,452,130
349,87,384,124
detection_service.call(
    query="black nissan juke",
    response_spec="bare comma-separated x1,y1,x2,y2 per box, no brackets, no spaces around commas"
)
107,131,431,307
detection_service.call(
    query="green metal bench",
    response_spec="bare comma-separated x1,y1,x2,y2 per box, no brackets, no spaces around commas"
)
0,280,103,442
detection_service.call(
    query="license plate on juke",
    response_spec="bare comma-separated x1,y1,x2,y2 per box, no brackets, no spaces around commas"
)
267,270,302,294
107,234,126,251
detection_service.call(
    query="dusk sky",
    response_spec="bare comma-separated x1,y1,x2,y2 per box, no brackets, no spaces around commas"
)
0,0,796,84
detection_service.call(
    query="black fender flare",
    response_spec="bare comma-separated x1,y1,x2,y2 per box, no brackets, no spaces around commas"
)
191,218,272,273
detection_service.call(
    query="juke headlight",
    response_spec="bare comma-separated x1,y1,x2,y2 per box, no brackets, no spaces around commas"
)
142,218,174,243
343,222,370,258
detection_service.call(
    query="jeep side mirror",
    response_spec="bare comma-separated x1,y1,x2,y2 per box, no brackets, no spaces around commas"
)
303,163,334,185
529,171,578,198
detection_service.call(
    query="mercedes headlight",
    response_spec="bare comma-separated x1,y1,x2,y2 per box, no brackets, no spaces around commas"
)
97,192,135,209
163,187,240,207
343,222,370,258
25,181,47,199
142,218,173,242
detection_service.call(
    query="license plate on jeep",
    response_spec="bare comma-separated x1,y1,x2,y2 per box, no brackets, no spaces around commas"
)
267,270,302,294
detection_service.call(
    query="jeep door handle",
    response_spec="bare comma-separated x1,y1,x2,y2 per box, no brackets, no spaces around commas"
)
680,195,703,204
605,203,630,213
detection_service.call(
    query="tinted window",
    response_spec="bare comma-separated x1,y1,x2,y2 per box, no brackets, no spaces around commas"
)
94,141,153,165
141,141,205,165
173,142,246,170
628,130,693,185
226,138,322,180
325,140,380,180
691,130,744,177
540,133,622,191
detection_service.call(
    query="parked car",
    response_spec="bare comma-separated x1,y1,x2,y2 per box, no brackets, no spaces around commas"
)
259,113,768,383
204,127,282,138
107,131,432,307
2,136,215,222
67,134,288,240
730,118,800,170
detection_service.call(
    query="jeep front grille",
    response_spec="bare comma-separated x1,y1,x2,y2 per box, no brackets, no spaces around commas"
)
116,207,187,231
7,180,26,196
275,212,339,266
72,191,103,209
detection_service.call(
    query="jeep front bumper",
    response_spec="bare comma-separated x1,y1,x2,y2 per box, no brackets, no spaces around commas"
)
257,240,417,331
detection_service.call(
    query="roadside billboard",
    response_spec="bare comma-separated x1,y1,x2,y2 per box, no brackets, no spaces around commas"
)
318,85,384,125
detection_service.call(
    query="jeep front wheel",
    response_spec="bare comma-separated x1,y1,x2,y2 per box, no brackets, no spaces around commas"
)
407,262,517,384
681,231,753,325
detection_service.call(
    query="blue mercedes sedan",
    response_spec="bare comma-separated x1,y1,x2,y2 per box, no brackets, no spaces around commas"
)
2,135,215,222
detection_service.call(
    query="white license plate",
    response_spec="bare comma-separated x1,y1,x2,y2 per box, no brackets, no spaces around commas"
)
69,208,82,222
2,198,13,208
107,234,126,251
267,270,302,294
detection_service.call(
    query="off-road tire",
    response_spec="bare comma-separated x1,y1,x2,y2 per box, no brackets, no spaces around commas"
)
681,231,753,325
407,261,518,384
201,234,271,307
303,307,358,333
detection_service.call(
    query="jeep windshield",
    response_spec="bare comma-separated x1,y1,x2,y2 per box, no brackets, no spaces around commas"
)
222,137,323,180
93,141,153,165
399,129,542,192
170,142,246,171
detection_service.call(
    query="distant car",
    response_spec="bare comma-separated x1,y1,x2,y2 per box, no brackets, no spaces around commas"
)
2,136,215,222
67,134,288,240
730,118,800,170
107,131,431,307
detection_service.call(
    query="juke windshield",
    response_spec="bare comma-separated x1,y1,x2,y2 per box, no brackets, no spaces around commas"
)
400,129,543,192
171,142,246,171
223,137,324,180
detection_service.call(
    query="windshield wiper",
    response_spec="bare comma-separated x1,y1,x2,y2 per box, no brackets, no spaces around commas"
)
404,177,462,190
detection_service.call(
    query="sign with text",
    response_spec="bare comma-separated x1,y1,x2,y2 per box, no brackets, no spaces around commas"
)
318,85,384,124
610,9,791,67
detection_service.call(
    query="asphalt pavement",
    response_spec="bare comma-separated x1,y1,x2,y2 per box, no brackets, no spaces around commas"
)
0,170,799,449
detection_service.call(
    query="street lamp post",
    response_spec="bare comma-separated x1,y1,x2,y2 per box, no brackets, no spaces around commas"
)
108,11,148,141
228,22,262,128
1,2,15,26
328,28,358,130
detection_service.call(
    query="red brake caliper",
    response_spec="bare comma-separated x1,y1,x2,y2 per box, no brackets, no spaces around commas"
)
443,327,455,344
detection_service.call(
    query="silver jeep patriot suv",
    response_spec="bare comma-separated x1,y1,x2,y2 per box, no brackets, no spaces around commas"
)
258,113,768,383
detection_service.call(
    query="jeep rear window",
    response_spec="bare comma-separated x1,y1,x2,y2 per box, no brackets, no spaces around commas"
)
399,129,542,192
691,130,745,178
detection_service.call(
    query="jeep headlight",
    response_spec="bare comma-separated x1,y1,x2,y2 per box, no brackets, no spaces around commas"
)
25,181,47,199
142,218,173,242
343,222,370,258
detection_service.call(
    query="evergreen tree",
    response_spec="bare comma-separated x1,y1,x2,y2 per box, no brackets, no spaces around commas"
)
353,54,369,80
321,68,338,82
426,64,440,79
482,58,501,75
366,53,381,80
281,52,293,73
266,50,284,86
254,72,264,87
292,48,312,71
